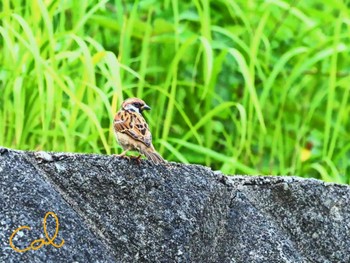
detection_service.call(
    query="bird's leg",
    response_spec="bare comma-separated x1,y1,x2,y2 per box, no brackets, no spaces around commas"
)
114,150,130,160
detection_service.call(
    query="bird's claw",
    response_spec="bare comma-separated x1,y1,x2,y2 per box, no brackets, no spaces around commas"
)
130,155,142,165
114,154,130,160
114,154,141,165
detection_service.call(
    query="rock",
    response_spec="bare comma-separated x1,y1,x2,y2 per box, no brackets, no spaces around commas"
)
0,147,349,262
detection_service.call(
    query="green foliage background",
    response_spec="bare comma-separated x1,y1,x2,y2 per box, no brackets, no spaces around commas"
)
1,0,349,183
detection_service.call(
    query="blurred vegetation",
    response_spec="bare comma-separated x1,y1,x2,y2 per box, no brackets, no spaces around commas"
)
0,0,349,183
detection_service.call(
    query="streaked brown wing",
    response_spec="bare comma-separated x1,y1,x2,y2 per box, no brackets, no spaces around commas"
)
114,110,152,147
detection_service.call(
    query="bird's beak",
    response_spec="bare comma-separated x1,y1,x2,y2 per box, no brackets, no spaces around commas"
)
142,104,151,111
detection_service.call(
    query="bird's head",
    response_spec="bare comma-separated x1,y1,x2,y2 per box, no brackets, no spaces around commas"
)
121,98,151,114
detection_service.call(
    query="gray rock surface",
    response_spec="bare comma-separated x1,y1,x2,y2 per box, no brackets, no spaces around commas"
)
0,147,349,262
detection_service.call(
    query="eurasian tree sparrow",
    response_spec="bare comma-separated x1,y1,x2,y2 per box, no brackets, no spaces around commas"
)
113,98,166,165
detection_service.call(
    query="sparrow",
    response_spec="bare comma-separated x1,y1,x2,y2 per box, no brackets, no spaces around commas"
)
113,98,166,165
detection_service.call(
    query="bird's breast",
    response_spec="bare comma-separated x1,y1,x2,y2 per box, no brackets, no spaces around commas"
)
115,131,140,151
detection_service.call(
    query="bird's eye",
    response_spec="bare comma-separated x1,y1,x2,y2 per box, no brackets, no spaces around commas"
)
133,102,141,107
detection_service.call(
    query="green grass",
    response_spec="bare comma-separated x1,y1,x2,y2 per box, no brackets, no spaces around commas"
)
1,0,349,183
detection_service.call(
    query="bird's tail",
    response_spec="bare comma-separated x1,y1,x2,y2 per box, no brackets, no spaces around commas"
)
141,147,166,165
